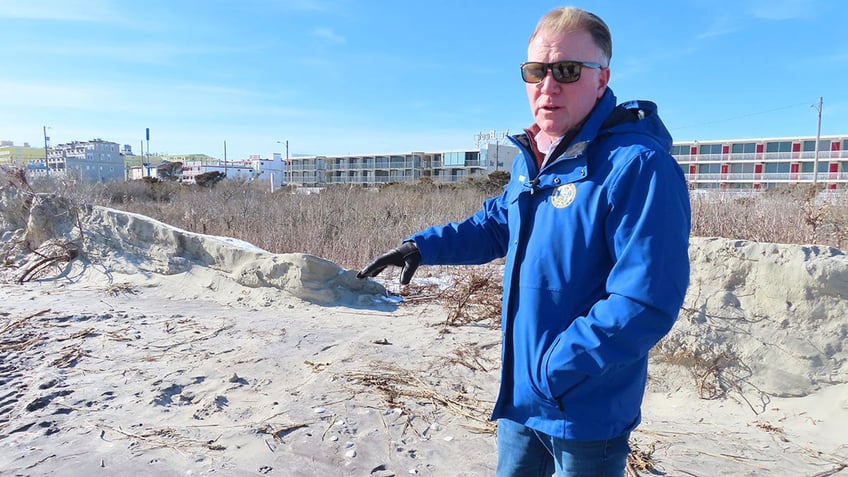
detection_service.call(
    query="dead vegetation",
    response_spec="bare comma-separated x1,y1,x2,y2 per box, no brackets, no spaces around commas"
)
16,240,81,284
104,282,138,296
690,185,848,250
626,440,658,476
342,362,497,435
1,167,87,284
435,269,503,331
7,168,845,272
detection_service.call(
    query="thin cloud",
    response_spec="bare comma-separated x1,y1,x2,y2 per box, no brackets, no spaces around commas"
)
818,51,848,64
696,16,742,40
0,80,100,108
0,78,329,121
9,41,246,66
747,0,814,21
0,0,125,23
695,0,816,40
284,0,340,13
312,27,346,44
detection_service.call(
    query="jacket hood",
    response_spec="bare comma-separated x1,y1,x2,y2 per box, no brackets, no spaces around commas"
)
577,89,674,153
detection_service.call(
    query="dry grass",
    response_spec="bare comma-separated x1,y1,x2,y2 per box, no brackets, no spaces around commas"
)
431,268,503,332
7,168,847,271
690,185,848,249
342,362,497,435
626,440,657,476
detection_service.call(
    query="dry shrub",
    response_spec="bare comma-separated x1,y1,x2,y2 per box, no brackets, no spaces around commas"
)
691,185,848,249
343,362,496,434
655,347,741,400
434,268,503,332
654,300,771,414
626,440,657,476
6,168,848,269
88,179,490,268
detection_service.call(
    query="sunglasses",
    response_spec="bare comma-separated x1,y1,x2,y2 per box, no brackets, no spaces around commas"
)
520,60,605,84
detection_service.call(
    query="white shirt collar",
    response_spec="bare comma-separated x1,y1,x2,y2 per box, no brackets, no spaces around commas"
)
534,131,563,169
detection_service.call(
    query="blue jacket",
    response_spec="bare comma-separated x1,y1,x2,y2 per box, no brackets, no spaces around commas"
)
409,88,691,441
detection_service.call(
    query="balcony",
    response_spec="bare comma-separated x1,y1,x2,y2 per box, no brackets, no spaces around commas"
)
675,151,848,164
686,172,848,183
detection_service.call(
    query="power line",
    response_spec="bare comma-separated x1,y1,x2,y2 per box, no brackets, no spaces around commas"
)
672,102,809,131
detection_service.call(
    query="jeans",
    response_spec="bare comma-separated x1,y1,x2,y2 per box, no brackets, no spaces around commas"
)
496,419,631,477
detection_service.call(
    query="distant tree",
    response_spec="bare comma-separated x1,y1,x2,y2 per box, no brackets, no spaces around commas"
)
194,171,225,188
157,161,183,181
459,171,511,196
488,170,510,188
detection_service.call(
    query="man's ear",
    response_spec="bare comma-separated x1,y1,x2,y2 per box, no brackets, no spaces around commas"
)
597,67,610,98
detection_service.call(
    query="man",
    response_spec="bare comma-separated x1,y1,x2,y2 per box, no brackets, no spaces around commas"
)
357,6,690,477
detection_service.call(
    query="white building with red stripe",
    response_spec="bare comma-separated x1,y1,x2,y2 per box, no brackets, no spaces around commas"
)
671,135,847,190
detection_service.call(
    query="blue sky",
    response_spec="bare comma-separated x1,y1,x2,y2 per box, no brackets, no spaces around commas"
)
1,0,845,160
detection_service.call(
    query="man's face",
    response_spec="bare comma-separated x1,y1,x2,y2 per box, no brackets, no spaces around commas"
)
526,29,610,140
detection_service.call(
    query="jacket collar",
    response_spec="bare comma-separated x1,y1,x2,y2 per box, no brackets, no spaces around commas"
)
515,88,619,168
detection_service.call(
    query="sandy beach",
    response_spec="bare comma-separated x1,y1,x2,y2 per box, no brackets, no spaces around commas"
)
1,191,847,476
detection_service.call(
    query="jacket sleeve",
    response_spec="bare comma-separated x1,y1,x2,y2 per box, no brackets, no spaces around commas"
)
543,146,691,399
407,192,510,266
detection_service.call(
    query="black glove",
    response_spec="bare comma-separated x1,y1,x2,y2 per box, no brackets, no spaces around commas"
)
356,241,421,285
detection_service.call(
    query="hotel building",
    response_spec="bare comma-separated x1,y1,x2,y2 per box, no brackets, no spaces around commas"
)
289,143,519,187
672,134,848,190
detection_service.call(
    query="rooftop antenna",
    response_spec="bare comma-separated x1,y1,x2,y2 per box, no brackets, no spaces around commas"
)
475,129,509,171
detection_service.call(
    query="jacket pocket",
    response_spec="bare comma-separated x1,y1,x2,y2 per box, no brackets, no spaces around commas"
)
541,333,589,401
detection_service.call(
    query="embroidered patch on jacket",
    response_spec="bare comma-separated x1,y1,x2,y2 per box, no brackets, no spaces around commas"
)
551,183,577,209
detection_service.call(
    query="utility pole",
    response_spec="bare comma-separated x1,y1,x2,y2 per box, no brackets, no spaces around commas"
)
145,128,151,177
277,140,289,185
42,126,50,174
812,96,823,186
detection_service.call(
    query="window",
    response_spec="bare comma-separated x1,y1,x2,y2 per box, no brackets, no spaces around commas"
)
765,141,791,153
803,140,831,151
389,155,406,168
730,163,754,174
698,163,720,174
698,144,722,155
730,143,755,154
443,151,465,166
670,145,691,156
729,142,755,161
764,162,790,173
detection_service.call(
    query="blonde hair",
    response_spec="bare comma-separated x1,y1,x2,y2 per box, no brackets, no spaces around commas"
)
529,7,612,66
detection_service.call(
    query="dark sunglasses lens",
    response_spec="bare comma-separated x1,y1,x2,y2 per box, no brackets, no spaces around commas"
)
521,63,546,83
551,62,581,83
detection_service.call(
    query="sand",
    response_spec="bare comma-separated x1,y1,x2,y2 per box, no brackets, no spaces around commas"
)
1,190,846,476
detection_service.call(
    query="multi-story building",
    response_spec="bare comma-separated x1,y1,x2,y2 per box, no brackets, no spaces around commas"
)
0,141,46,166
46,139,125,182
672,134,848,190
125,153,219,180
180,153,286,188
14,132,844,191
286,136,848,191
291,142,519,187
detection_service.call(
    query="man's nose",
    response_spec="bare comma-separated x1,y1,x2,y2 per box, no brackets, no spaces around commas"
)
538,70,561,93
